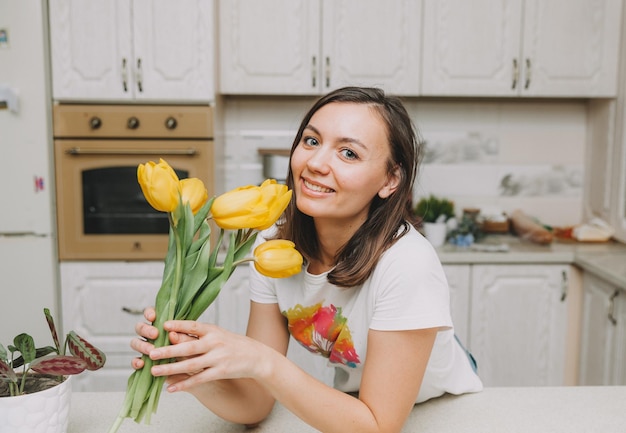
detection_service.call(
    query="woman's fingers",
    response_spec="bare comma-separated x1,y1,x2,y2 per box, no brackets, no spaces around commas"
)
163,319,210,337
135,321,159,340
132,357,144,370
144,306,156,322
130,336,155,355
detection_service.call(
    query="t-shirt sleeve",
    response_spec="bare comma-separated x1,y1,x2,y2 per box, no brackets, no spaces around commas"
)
369,230,452,331
248,231,279,304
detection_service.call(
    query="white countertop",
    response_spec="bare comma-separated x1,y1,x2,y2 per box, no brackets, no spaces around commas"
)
70,387,626,432
437,236,626,290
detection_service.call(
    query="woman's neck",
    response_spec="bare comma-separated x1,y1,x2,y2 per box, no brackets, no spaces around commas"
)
309,218,361,274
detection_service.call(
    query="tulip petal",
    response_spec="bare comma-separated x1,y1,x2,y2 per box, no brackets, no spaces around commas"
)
254,239,303,278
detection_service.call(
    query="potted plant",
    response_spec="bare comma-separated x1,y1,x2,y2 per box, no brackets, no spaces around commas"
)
0,308,106,433
414,195,455,247
448,213,485,247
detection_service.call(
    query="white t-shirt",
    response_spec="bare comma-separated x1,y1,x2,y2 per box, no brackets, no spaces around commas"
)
249,224,483,403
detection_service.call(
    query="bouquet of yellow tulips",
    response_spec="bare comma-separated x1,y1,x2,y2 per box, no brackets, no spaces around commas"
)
108,159,302,432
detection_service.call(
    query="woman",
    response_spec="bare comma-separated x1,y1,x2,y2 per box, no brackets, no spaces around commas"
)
132,87,483,432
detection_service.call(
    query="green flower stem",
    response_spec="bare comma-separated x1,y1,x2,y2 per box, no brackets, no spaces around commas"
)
109,216,185,432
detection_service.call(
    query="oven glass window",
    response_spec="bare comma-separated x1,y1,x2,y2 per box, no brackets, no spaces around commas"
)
82,166,189,234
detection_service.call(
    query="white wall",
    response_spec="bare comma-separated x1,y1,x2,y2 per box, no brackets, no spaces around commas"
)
221,96,586,227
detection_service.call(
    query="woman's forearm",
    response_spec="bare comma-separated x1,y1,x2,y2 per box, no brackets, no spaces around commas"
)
186,377,276,425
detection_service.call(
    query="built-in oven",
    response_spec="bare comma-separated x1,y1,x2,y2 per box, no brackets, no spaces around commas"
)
53,104,213,260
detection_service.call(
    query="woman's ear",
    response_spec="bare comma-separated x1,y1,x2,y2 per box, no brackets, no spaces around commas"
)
378,165,401,199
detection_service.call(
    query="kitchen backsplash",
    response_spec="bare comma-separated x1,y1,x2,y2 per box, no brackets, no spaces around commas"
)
222,97,586,227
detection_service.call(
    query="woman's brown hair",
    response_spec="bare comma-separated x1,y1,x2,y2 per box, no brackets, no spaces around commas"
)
275,87,423,287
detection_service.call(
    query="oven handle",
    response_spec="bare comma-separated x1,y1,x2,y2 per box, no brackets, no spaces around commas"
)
65,147,198,156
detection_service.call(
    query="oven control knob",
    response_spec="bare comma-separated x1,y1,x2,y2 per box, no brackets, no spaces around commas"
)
127,116,140,130
165,117,178,130
89,116,102,130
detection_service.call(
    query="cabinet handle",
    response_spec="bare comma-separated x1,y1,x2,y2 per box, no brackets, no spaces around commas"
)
136,58,143,93
512,58,519,89
524,58,532,89
65,147,198,156
311,56,317,87
325,56,331,88
122,307,144,315
121,58,128,92
560,270,568,302
608,290,619,326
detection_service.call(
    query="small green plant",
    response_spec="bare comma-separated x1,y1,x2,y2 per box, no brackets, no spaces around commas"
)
0,308,106,396
448,214,485,246
414,195,455,223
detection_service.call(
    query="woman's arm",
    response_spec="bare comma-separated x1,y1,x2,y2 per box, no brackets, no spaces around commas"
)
257,327,438,433
132,301,290,425
155,316,438,433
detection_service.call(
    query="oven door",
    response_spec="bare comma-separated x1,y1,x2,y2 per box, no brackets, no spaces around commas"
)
55,139,213,260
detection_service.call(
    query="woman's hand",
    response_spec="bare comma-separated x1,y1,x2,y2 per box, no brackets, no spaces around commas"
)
147,320,272,393
130,307,158,370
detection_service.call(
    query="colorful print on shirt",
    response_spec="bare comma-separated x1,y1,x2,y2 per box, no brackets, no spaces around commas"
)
283,302,361,368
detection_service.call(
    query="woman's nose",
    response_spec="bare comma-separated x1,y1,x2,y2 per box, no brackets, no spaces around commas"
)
306,147,331,173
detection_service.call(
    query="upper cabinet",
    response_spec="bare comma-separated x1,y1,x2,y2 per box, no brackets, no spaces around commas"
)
218,0,422,95
49,0,215,102
421,0,622,97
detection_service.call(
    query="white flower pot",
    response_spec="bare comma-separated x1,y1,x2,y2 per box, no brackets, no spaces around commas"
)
0,375,72,433
423,222,448,247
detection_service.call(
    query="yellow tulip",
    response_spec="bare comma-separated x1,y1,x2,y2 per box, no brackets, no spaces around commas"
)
137,159,180,212
253,239,303,278
255,179,293,230
211,185,269,229
180,178,208,214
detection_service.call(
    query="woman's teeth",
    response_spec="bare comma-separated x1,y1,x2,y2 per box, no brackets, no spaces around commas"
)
304,180,334,193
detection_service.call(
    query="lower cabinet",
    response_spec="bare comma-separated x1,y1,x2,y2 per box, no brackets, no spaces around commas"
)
60,262,217,392
61,261,577,391
443,264,575,387
579,272,626,385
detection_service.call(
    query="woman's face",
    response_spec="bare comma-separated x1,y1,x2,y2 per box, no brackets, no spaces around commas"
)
290,102,399,228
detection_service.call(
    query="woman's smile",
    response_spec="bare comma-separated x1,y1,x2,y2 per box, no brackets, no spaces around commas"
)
302,178,335,194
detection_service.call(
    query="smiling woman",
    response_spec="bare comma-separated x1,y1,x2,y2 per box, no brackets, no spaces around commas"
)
130,87,482,433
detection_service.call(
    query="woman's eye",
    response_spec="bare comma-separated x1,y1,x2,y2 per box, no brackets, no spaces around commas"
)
304,136,319,147
340,148,358,160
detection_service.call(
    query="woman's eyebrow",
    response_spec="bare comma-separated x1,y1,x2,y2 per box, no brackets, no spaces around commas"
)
303,124,320,135
305,124,367,150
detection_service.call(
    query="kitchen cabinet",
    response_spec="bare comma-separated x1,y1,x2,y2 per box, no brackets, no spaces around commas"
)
49,0,215,102
579,272,626,385
469,264,571,387
218,0,422,95
59,262,218,392
60,260,576,391
442,265,471,345
421,0,622,97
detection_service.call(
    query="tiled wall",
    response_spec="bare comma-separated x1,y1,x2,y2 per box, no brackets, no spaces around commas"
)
222,97,587,227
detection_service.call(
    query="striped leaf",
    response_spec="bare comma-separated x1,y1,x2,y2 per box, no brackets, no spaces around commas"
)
30,355,87,375
67,332,106,371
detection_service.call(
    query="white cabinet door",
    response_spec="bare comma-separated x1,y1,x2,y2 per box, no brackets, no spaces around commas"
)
421,0,522,96
60,262,218,392
442,265,471,346
579,273,626,385
422,0,621,97
218,0,422,95
49,0,215,102
470,264,569,386
214,265,252,335
132,0,215,101
49,0,132,101
321,0,422,95
521,0,621,97
219,0,321,95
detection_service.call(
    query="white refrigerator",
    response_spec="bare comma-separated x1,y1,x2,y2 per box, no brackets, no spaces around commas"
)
0,0,60,346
